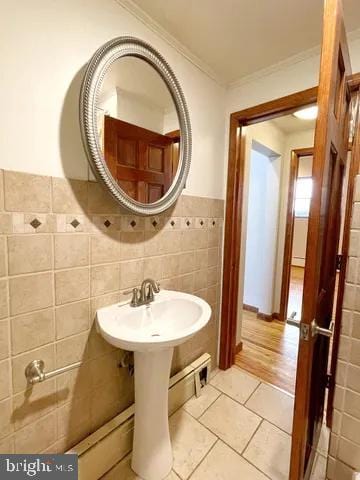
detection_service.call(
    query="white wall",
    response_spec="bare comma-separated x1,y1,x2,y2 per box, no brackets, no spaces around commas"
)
244,145,281,315
236,121,285,341
0,0,226,199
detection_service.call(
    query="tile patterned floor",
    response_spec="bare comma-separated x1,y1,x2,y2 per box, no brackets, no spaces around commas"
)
102,366,328,480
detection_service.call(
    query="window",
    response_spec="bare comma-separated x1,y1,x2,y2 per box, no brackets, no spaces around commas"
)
294,177,312,217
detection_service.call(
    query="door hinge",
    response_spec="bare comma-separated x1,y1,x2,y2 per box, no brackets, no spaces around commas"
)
336,254,344,271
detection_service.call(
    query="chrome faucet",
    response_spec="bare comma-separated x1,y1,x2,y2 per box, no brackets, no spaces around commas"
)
130,278,160,307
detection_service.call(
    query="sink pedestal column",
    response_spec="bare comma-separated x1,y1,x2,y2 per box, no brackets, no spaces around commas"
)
131,347,174,480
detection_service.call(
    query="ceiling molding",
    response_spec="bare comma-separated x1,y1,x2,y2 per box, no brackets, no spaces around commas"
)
228,44,321,90
114,0,225,86
113,1,360,90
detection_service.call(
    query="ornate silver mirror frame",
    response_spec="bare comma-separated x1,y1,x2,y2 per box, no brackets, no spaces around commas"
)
80,36,192,215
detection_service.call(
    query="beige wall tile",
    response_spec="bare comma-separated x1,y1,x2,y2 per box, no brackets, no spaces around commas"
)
335,361,347,386
195,269,208,291
57,394,91,439
341,413,360,445
119,231,144,260
88,182,119,214
179,252,196,275
207,247,219,267
0,280,8,319
12,379,56,431
346,364,360,393
55,300,89,340
143,256,162,280
89,350,122,388
344,389,360,419
54,234,89,269
55,331,88,368
55,267,89,305
0,237,6,277
341,310,353,336
90,232,120,265
338,437,360,471
354,286,360,312
9,273,54,316
0,320,9,361
56,363,92,406
4,171,51,213
0,359,10,401
14,412,57,453
91,264,120,297
350,338,360,366
0,214,12,234
8,235,52,275
89,292,121,323
0,170,4,211
349,230,360,257
12,344,55,394
0,435,14,454
162,254,180,279
11,309,54,355
119,260,144,290
52,178,87,214
347,257,358,283
334,386,345,410
178,273,195,294
0,399,13,440
352,311,360,339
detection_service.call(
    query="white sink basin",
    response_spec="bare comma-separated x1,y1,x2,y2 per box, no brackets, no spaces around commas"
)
96,289,211,352
96,289,211,480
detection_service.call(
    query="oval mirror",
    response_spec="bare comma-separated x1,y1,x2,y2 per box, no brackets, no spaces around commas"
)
80,37,191,215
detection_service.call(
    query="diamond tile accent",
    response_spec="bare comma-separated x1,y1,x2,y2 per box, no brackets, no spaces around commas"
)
170,220,175,227
70,219,80,229
130,220,137,228
200,220,204,226
186,220,191,226
152,220,158,227
29,218,42,229
104,219,111,228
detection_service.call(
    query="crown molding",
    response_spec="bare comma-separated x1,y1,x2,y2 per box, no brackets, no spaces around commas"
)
228,44,322,90
224,27,360,90
112,2,360,90
114,0,225,86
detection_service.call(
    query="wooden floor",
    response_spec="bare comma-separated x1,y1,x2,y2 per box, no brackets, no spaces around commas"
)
235,266,302,394
287,266,304,320
235,311,299,394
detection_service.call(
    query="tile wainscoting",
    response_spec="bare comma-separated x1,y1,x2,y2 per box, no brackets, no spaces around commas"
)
328,174,360,479
0,169,224,455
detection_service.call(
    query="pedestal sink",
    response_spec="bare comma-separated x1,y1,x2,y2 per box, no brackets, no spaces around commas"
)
96,289,211,480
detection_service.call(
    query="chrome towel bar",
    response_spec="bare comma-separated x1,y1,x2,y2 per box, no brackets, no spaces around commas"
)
25,359,82,385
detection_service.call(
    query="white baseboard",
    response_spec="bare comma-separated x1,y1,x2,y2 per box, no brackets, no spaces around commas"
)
67,353,211,480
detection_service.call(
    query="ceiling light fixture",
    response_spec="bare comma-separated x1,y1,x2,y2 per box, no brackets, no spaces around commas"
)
293,106,318,120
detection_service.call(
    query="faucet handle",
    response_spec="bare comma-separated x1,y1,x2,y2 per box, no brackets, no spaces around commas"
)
154,281,160,293
130,287,140,307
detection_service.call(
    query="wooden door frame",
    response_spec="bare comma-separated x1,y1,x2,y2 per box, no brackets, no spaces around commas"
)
219,74,360,371
279,147,315,323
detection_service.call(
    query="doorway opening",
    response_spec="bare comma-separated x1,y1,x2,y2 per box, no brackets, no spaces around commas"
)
234,112,316,394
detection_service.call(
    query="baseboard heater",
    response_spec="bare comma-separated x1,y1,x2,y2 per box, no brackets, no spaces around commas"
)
67,353,211,480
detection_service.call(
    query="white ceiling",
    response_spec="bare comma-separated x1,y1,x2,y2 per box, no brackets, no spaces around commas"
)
127,0,360,85
271,115,316,134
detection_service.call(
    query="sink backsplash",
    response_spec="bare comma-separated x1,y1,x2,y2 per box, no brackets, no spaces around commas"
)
0,169,224,454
